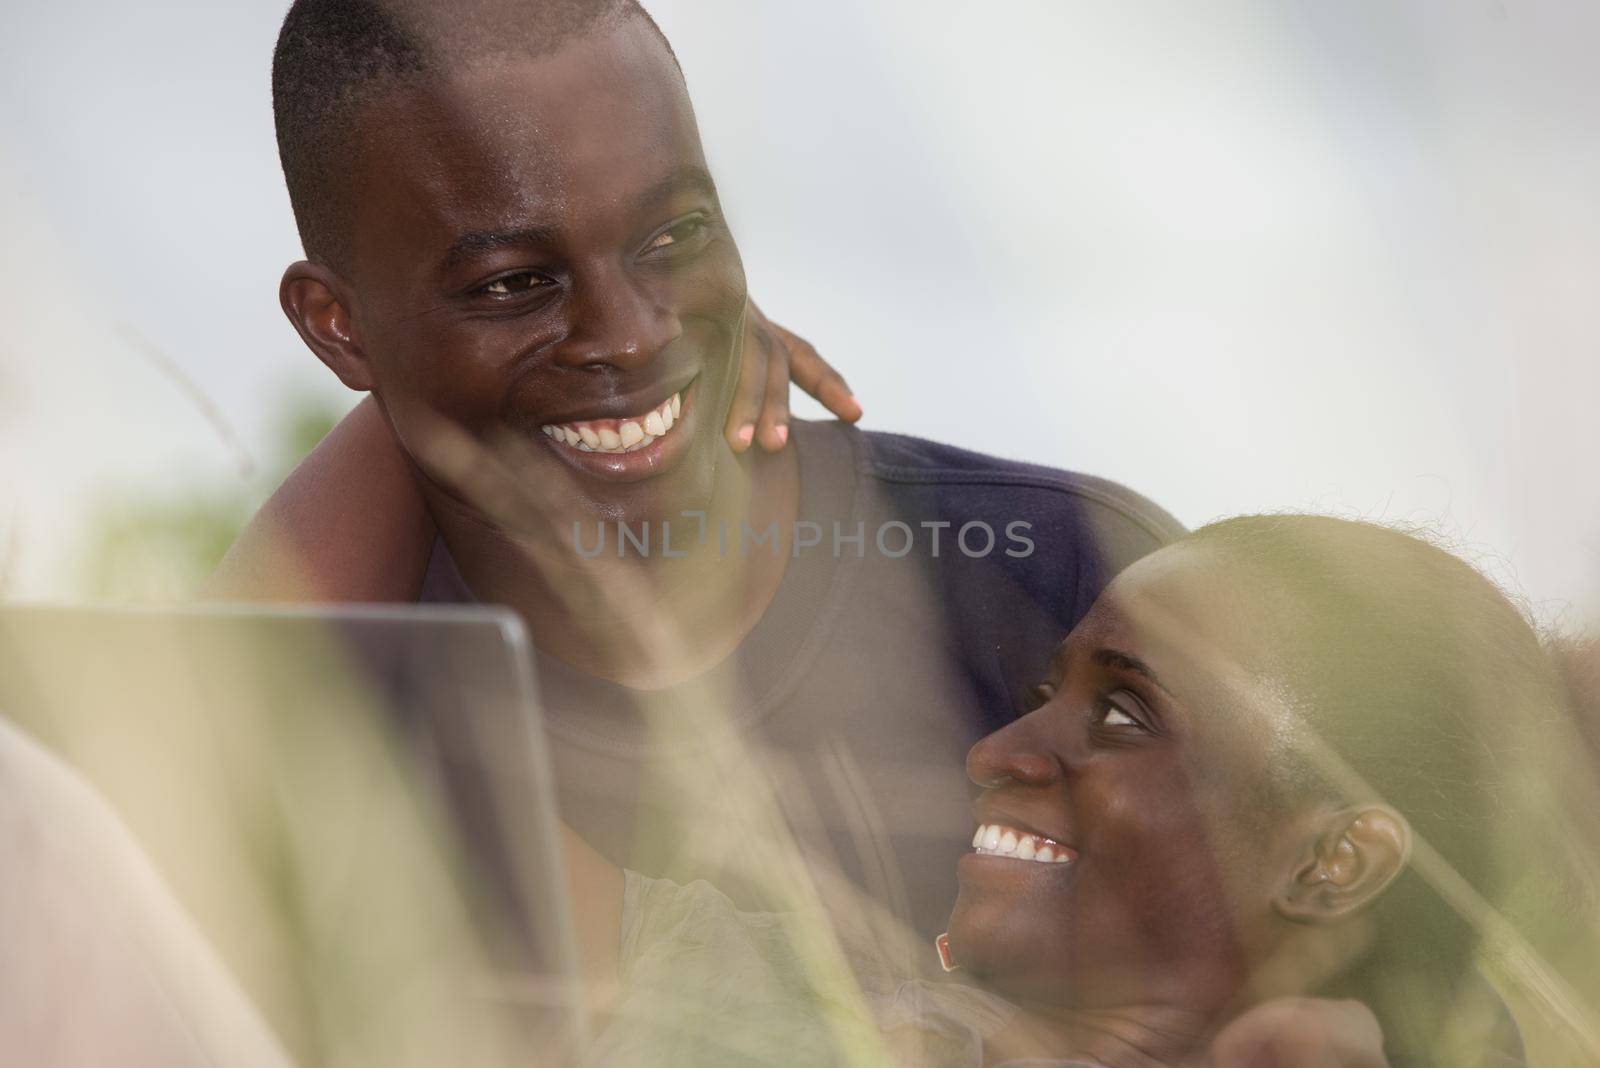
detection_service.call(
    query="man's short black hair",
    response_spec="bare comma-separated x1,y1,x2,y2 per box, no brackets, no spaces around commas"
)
271,0,679,271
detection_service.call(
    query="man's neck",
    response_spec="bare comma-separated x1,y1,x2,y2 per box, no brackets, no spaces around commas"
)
429,442,801,690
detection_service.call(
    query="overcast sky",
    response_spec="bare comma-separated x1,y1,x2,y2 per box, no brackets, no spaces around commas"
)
2,0,1597,618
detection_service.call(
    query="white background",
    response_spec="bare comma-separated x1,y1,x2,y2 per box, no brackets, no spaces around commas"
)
2,0,1597,620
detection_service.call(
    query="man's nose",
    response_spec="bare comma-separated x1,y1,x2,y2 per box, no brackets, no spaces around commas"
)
554,266,681,371
966,718,1062,789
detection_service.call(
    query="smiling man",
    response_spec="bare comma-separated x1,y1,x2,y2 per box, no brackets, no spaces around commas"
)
272,0,803,688
278,9,747,515
233,0,1184,946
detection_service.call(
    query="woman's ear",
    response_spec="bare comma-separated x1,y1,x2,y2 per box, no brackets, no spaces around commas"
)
1275,805,1411,925
280,261,377,392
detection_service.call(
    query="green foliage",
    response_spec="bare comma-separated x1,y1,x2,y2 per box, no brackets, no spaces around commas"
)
78,392,343,600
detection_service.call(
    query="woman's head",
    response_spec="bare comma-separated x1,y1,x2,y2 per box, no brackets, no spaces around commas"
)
948,515,1564,1046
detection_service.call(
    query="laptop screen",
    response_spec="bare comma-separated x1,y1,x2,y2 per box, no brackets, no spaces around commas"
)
0,604,584,1066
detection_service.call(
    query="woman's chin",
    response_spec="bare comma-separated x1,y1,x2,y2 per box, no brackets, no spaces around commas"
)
946,897,1048,988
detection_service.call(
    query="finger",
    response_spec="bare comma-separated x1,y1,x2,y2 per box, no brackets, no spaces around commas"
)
1208,997,1383,1068
779,328,861,423
725,310,768,453
756,336,791,452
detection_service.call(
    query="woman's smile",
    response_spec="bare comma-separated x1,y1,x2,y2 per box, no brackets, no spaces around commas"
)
969,822,1078,865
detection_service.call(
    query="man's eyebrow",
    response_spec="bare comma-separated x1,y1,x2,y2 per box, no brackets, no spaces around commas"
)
1092,648,1174,697
440,224,559,270
635,164,718,209
437,168,715,271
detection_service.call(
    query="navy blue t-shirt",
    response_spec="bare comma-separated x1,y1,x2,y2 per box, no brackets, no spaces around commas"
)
423,419,1183,941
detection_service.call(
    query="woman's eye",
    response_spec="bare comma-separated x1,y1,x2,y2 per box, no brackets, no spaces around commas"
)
479,271,550,297
1103,704,1138,727
1094,693,1146,731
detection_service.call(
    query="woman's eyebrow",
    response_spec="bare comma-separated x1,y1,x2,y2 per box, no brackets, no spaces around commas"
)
1091,648,1174,697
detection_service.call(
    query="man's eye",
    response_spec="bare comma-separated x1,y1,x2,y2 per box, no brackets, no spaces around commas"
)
478,271,550,297
643,215,709,255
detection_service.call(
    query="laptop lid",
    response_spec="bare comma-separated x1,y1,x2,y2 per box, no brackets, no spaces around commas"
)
0,603,585,1066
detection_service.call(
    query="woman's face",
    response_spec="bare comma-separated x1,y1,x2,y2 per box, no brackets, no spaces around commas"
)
947,545,1314,1013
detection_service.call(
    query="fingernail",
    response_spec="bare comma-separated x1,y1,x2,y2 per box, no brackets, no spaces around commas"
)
774,425,789,446
737,424,755,447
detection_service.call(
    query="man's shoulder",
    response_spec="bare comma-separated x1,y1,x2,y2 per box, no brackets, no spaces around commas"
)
847,424,1185,547
811,422,1184,719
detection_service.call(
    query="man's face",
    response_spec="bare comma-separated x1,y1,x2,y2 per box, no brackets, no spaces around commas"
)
342,19,747,526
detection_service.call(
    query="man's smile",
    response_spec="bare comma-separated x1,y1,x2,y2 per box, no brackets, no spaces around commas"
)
536,378,701,483
541,387,684,454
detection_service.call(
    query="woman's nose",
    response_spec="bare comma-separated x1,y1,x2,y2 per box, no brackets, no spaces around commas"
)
966,719,1061,789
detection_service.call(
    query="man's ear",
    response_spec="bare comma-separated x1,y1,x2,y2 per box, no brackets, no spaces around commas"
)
1275,805,1411,925
280,261,377,392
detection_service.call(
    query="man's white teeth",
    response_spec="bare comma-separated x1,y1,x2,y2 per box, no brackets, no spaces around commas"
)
542,392,682,455
970,823,1074,864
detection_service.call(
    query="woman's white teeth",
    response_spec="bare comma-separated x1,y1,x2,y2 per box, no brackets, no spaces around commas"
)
541,392,682,455
970,823,1074,864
